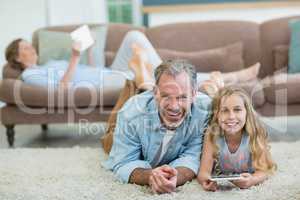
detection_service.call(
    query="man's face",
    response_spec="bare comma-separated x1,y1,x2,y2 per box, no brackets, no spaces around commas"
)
154,72,195,128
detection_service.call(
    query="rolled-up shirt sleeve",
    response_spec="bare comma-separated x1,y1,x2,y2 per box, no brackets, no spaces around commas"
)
102,112,151,183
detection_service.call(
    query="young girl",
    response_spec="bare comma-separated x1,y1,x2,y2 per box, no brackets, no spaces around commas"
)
197,86,276,191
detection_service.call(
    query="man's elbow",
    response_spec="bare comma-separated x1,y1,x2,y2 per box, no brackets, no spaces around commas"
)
176,167,196,186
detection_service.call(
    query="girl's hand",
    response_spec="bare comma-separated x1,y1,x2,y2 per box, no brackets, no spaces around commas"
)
201,179,218,192
231,173,253,189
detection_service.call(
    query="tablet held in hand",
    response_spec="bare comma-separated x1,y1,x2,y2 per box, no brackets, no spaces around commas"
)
71,25,94,52
210,174,242,181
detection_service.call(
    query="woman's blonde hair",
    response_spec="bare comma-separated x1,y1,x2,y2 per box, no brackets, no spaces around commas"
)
206,86,276,173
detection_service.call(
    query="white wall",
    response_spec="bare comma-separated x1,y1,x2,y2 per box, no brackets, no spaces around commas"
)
132,0,143,26
47,0,107,26
148,7,300,27
0,0,48,79
0,0,107,79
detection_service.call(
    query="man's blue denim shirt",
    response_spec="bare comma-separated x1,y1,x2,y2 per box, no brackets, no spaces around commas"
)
102,91,212,183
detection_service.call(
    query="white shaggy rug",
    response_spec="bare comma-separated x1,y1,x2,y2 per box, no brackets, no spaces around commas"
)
0,142,300,200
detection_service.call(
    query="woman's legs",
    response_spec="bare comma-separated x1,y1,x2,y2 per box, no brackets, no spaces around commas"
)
110,30,162,82
110,30,260,90
129,43,155,90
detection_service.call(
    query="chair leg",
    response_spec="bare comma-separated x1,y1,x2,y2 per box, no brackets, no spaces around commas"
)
41,124,48,131
5,125,15,147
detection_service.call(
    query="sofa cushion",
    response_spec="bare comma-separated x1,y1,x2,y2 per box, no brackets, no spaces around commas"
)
273,45,289,71
38,26,107,66
146,21,260,70
288,19,300,73
156,42,244,73
264,73,300,104
0,76,125,108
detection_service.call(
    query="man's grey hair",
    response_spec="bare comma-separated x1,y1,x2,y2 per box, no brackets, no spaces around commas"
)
154,59,197,89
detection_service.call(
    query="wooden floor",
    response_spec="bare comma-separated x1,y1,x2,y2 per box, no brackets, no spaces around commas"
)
0,116,300,148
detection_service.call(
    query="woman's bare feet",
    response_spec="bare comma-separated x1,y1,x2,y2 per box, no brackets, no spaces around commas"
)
198,71,225,98
199,80,220,98
129,43,154,90
222,62,261,84
210,71,225,88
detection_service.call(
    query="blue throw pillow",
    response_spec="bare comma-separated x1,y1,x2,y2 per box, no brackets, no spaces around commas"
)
288,19,300,73
38,26,107,67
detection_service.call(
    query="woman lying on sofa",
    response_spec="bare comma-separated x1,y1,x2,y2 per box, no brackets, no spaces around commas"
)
5,31,260,93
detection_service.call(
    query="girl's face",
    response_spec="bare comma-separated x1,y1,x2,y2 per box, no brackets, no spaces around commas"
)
217,94,247,136
17,40,38,68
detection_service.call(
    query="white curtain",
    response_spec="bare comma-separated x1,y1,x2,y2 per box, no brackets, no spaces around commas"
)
46,0,107,26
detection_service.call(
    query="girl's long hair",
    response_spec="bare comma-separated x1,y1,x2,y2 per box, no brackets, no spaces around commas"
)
206,86,276,173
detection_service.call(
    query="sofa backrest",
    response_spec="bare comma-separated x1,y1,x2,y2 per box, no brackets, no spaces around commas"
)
32,24,103,54
146,21,261,70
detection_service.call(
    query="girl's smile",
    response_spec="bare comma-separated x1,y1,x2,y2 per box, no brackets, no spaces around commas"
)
218,94,247,135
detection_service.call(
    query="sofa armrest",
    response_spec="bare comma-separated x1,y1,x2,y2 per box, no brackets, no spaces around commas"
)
0,78,124,108
273,45,289,71
2,63,23,79
264,73,300,104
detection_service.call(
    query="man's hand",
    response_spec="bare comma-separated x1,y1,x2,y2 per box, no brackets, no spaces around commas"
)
231,173,254,189
148,165,178,194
